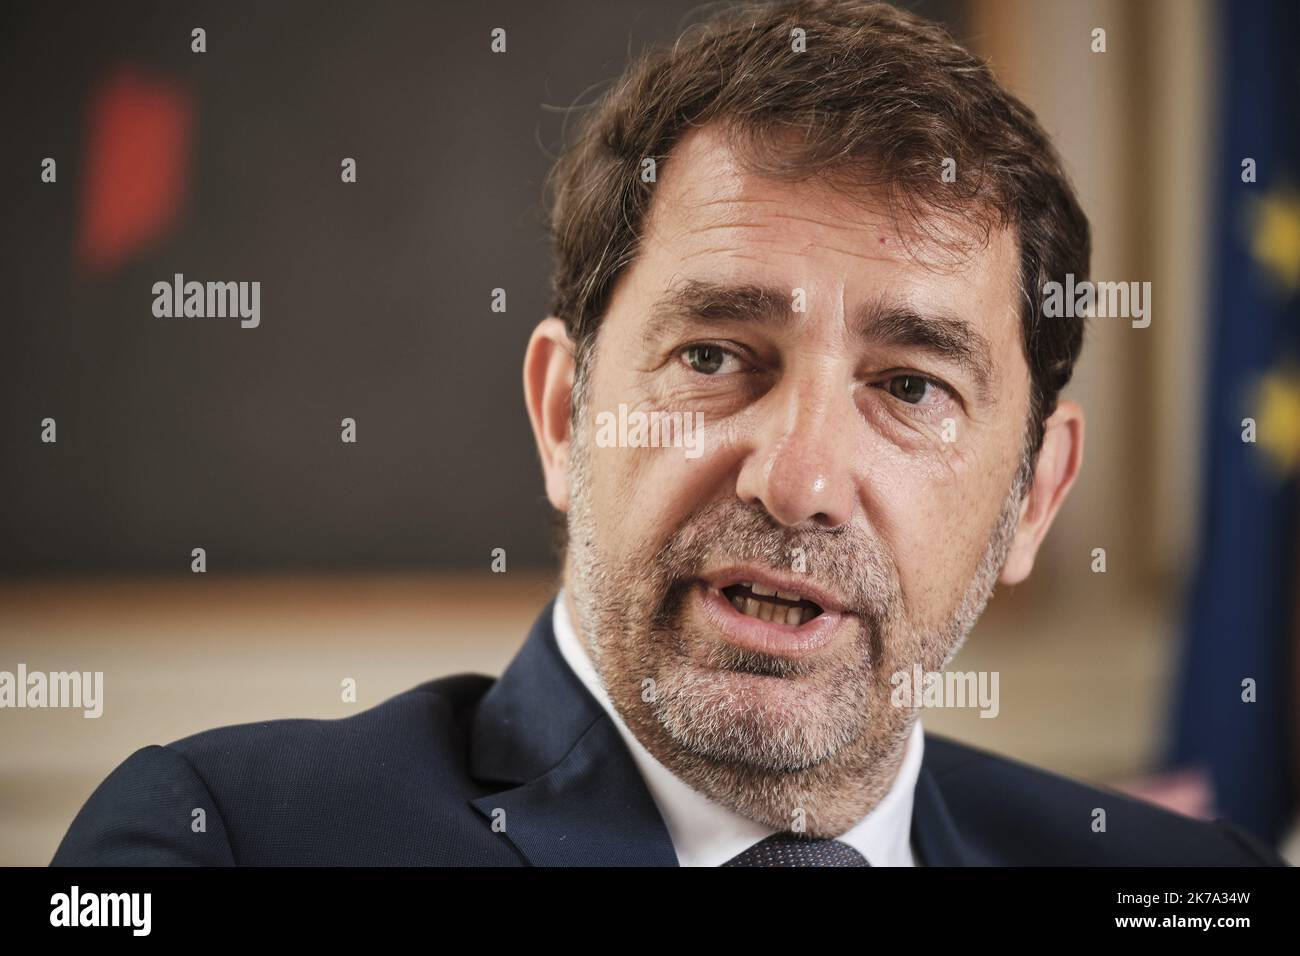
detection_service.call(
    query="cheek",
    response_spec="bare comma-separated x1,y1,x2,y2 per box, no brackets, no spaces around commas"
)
864,459,996,619
583,401,731,554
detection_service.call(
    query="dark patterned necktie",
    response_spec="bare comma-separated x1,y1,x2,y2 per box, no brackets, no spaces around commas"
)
723,833,871,866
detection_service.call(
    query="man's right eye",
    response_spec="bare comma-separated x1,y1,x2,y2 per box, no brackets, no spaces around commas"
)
681,344,731,375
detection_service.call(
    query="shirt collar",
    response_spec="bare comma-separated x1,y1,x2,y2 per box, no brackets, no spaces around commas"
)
552,589,924,867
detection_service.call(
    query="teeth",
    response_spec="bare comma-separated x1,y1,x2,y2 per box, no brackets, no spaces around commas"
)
727,591,813,626
776,589,801,601
751,583,777,597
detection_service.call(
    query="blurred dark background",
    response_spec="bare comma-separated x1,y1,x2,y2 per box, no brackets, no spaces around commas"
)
0,0,961,573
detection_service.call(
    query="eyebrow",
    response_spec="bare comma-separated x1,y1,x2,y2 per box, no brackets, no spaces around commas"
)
853,298,995,401
646,278,996,399
646,279,792,335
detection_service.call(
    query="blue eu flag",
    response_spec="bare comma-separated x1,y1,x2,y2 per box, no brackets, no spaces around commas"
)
1167,0,1300,844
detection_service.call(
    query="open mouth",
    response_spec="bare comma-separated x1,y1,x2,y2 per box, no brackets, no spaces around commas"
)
720,582,825,627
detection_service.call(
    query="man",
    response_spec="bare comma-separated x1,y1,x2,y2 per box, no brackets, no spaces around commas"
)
54,0,1282,866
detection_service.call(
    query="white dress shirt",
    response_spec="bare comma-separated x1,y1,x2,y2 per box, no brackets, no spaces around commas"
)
552,590,925,867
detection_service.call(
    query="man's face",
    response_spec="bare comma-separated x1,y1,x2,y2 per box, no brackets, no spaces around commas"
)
558,125,1034,833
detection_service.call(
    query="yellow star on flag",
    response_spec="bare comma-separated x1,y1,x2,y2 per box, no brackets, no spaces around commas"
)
1249,189,1300,293
1251,365,1300,475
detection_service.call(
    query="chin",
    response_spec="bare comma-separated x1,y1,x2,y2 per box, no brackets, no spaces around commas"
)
649,652,868,772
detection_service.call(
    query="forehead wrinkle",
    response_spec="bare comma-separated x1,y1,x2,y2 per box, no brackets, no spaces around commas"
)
670,224,889,267
668,243,775,259
804,239,906,266
675,206,878,236
663,202,909,268
669,176,892,223
756,209,875,232
672,223,792,244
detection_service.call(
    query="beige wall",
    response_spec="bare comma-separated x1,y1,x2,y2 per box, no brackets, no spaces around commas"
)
968,0,1215,592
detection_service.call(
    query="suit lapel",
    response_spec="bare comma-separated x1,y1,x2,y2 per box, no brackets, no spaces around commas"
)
911,755,995,866
471,599,989,867
468,599,678,866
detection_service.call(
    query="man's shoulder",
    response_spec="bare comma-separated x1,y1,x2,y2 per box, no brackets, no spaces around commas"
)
53,672,514,866
921,733,1284,866
168,672,493,773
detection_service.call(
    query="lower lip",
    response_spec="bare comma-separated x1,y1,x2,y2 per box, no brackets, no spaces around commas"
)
694,582,847,657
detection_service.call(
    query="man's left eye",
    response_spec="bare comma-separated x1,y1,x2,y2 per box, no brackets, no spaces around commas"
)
681,344,737,375
886,374,944,405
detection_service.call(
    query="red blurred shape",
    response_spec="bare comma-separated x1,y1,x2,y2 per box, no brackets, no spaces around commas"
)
76,66,193,275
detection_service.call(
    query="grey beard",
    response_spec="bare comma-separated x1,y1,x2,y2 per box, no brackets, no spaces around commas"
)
562,387,1028,832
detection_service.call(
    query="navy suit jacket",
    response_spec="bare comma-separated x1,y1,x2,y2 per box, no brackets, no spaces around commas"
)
52,600,1284,866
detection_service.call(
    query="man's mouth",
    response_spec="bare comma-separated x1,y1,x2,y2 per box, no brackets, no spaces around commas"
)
693,566,849,657
720,582,824,627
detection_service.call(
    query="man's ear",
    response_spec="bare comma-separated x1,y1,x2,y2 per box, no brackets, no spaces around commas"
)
999,399,1085,585
523,317,577,513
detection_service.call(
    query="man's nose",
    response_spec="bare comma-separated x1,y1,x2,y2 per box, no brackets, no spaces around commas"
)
734,376,859,529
